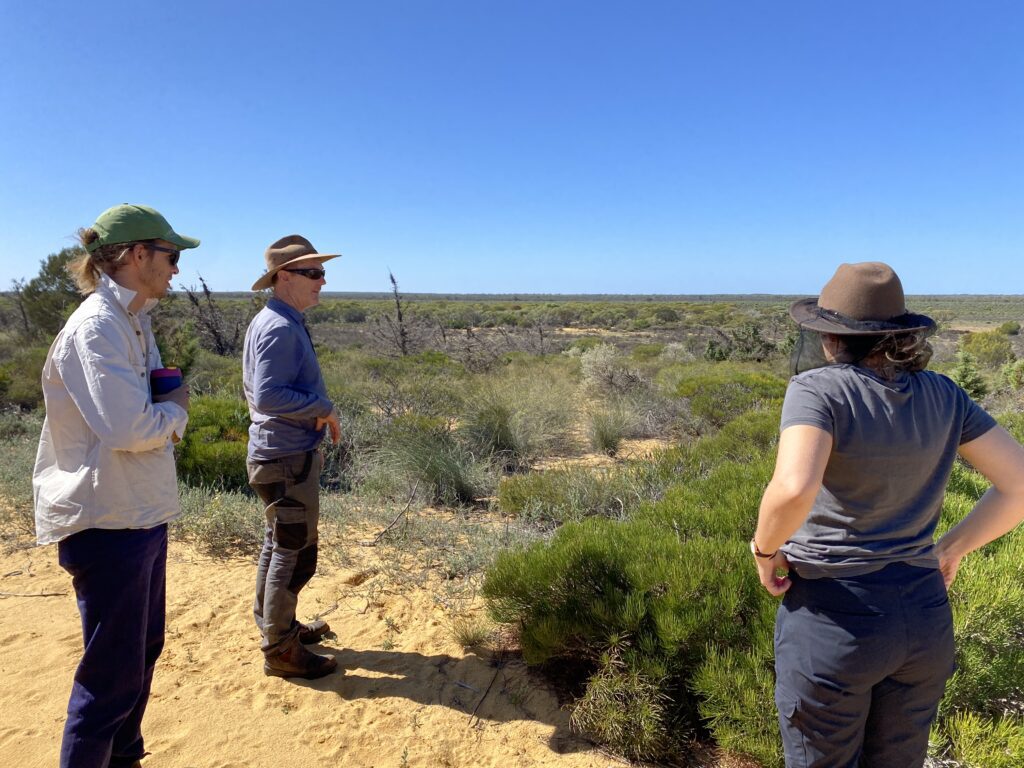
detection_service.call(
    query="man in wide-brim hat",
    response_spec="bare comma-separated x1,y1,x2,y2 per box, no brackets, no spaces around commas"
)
242,235,342,679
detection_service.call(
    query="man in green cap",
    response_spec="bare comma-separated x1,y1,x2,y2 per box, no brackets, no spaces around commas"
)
33,203,198,768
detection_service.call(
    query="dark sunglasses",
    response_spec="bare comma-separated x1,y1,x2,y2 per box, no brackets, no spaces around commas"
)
148,244,181,267
283,267,326,280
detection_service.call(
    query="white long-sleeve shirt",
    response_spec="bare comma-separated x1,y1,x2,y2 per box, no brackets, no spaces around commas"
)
33,274,188,545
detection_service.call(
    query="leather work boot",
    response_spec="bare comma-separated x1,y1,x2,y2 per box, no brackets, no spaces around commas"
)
297,618,331,645
264,637,338,680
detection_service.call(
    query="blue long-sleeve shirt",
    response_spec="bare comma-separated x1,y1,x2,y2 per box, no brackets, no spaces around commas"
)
243,298,332,460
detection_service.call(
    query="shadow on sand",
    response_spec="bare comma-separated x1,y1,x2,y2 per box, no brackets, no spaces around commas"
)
283,643,590,756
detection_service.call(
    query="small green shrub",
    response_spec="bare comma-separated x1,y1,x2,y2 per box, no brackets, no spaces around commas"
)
175,396,250,489
0,412,43,539
951,351,988,400
497,466,638,524
569,658,672,761
940,712,1024,768
173,485,263,557
372,414,489,505
631,343,665,361
674,367,786,430
0,346,49,410
997,321,1021,336
588,408,629,456
961,330,1015,369
693,643,782,768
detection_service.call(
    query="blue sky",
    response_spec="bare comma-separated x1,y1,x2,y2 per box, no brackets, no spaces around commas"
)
1,2,1021,295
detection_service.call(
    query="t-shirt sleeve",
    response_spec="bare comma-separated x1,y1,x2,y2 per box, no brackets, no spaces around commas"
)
780,374,835,435
959,388,997,444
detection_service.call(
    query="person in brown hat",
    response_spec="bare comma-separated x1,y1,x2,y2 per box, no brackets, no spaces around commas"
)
752,262,1024,766
242,235,342,679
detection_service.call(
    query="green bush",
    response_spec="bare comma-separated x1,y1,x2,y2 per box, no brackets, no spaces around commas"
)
175,396,250,489
371,414,489,505
940,712,1024,768
0,411,43,539
0,345,49,410
673,365,786,430
497,465,640,524
631,343,665,361
173,484,263,557
961,330,1015,369
483,517,771,761
951,351,988,400
997,321,1021,336
588,408,629,456
459,375,576,470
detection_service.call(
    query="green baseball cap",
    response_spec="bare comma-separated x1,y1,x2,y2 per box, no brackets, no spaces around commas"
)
85,203,200,253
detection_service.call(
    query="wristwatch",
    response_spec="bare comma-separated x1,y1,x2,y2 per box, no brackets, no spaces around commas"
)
750,538,777,559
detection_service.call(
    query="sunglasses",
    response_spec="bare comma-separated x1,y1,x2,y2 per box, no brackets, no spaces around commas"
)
148,244,181,267
283,267,326,280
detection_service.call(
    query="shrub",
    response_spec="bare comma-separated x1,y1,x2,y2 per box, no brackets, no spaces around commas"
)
483,517,770,761
497,465,639,524
940,712,1024,768
997,321,1021,336
588,408,629,456
372,414,489,505
961,330,1015,369
631,343,665,361
185,349,244,396
674,366,786,430
579,344,643,395
951,351,988,400
0,345,49,410
175,395,250,489
0,411,43,539
173,485,263,557
459,374,576,470
694,643,782,768
569,657,672,761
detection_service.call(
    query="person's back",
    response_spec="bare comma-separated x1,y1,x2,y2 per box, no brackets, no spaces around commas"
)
781,364,994,577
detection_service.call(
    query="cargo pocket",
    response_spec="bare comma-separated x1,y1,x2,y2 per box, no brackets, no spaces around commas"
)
270,498,308,550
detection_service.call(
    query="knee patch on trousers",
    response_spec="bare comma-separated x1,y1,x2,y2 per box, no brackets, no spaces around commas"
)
270,498,309,550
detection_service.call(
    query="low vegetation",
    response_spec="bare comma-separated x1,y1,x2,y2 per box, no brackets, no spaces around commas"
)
2,256,1024,765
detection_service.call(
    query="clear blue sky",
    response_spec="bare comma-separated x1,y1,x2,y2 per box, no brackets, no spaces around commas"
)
1,2,1021,295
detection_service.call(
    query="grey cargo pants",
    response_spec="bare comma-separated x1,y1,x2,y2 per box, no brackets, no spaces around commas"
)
247,450,322,652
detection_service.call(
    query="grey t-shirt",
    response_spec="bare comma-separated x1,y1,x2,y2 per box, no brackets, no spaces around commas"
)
779,364,996,578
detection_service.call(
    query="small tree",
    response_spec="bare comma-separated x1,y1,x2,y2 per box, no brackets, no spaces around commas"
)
15,246,83,338
952,351,988,400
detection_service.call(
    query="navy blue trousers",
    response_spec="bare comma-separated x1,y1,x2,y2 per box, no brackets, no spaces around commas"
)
774,562,955,768
58,525,168,768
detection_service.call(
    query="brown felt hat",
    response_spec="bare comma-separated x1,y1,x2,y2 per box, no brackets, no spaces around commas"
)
789,262,935,336
251,235,341,291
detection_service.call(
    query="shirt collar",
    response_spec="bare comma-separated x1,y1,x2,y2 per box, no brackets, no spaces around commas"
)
99,273,159,315
267,296,306,325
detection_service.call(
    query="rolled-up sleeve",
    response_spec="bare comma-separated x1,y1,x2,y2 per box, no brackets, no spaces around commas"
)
57,319,188,452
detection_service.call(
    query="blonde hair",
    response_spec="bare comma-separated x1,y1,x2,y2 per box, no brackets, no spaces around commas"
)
70,228,136,295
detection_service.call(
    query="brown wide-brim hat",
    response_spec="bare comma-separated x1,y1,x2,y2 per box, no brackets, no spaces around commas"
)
251,234,341,291
789,262,935,336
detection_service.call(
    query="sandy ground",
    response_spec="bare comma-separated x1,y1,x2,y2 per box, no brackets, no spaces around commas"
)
0,534,624,768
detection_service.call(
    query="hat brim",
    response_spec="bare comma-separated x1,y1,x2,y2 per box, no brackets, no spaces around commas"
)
251,253,340,291
165,232,200,250
789,297,935,336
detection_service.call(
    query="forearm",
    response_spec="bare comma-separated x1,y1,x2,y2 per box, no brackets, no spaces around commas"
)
754,480,816,553
936,486,1024,560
